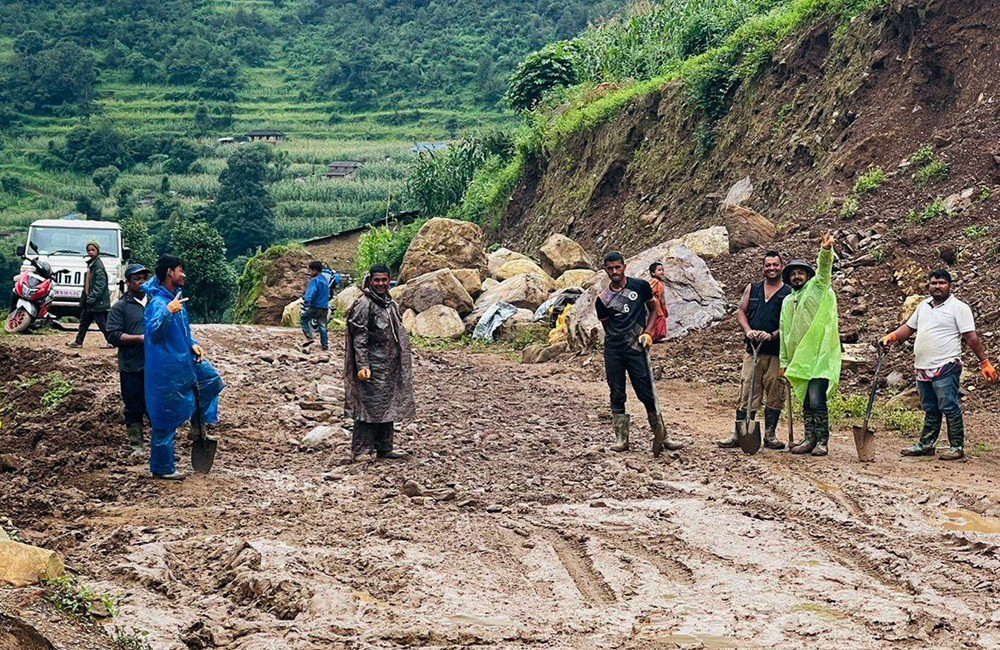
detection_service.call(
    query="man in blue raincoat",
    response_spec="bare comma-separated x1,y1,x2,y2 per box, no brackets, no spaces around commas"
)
142,255,224,480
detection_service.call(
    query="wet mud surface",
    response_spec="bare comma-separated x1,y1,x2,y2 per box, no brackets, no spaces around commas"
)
2,326,1000,648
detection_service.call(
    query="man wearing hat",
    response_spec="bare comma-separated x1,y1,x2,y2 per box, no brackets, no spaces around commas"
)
779,232,841,456
68,240,111,348
107,263,151,457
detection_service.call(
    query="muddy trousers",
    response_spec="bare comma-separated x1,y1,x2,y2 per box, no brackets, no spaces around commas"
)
802,378,830,444
119,370,146,427
74,309,108,345
916,371,963,450
301,307,329,350
604,346,656,415
352,421,394,457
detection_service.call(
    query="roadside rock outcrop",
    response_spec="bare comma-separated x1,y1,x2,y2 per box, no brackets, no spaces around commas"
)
412,305,465,339
487,248,531,278
555,269,598,290
335,286,362,315
0,540,65,587
398,218,488,283
723,205,776,253
539,234,594,278
392,269,474,315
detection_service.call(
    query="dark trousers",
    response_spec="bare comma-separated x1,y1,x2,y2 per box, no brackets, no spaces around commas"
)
75,309,108,345
352,421,394,456
604,345,656,414
916,371,963,449
802,378,830,442
119,370,146,426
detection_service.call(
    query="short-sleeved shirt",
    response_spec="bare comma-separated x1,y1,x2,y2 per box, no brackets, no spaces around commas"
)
596,277,654,350
906,295,976,370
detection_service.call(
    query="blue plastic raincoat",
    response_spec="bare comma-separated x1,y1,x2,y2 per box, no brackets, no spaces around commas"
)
779,246,842,406
142,278,224,430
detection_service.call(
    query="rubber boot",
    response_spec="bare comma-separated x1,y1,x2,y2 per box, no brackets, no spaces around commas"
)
127,423,144,458
811,410,829,456
648,410,683,455
791,410,817,455
610,413,630,452
763,407,785,450
716,410,742,448
940,414,965,461
901,412,940,456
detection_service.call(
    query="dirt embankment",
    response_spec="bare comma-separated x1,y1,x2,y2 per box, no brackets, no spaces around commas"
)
500,0,1000,404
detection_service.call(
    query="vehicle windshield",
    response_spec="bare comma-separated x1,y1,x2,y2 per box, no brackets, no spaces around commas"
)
27,227,120,257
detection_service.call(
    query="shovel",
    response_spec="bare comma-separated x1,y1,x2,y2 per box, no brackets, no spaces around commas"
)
736,341,763,455
645,348,666,458
190,375,217,474
852,346,884,463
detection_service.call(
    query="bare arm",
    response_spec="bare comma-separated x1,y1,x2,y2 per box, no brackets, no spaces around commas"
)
885,323,916,345
735,284,751,334
964,331,989,363
644,298,658,334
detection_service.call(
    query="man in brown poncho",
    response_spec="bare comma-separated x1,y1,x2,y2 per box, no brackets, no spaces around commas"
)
344,264,415,462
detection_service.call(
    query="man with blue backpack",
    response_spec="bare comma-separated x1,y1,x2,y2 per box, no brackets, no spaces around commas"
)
301,260,330,351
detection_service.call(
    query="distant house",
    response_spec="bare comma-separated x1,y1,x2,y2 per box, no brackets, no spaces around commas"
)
410,142,449,154
216,137,236,144
245,130,286,143
323,161,362,180
302,212,421,276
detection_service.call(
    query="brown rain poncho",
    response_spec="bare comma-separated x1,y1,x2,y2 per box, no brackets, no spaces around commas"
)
344,287,416,423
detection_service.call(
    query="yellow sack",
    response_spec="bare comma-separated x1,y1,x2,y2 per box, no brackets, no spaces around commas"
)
548,303,571,344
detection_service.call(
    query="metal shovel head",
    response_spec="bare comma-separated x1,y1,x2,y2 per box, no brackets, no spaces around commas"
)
852,425,876,462
191,436,217,473
736,420,762,455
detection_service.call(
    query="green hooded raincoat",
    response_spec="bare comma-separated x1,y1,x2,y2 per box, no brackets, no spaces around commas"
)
779,246,841,406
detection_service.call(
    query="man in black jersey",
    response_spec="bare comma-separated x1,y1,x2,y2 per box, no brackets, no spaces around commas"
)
718,250,791,450
596,251,684,455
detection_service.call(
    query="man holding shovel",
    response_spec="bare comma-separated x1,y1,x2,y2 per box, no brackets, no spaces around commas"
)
779,233,841,457
596,251,683,455
880,270,998,460
718,250,791,451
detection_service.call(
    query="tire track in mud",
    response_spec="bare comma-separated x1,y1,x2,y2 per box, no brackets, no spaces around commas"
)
535,527,617,605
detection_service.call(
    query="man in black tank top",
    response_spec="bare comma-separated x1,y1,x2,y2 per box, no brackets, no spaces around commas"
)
717,250,791,450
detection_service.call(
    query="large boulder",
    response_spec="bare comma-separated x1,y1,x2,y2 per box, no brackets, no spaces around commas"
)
281,298,303,328
497,308,548,342
468,273,550,323
481,278,500,292
0,541,65,587
538,234,594,278
555,269,598,291
452,268,483,298
401,308,416,334
392,269,474,315
901,294,926,322
411,305,465,340
487,248,531,279
335,286,362,315
668,226,730,259
496,259,556,291
398,218,488,283
234,246,316,325
723,204,776,253
566,243,726,349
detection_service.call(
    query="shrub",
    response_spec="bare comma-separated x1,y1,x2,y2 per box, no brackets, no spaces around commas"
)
964,225,989,240
908,197,950,224
914,159,950,187
853,166,886,194
909,143,935,167
839,195,858,219
504,41,580,113
0,174,22,194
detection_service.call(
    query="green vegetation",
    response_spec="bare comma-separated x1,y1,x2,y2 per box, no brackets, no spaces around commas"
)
827,392,922,435
908,197,950,225
839,195,858,219
909,143,935,167
232,243,303,323
965,225,989,240
44,575,116,619
915,159,950,188
970,442,993,459
40,373,73,411
110,628,153,650
853,166,886,194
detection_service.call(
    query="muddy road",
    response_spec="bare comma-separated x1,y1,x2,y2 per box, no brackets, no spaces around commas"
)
3,326,1000,649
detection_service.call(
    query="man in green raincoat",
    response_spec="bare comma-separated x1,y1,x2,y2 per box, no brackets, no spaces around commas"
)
779,232,841,457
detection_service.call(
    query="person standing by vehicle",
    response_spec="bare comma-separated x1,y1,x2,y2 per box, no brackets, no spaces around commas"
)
143,255,224,480
344,265,415,462
880,270,998,460
301,260,330,351
597,252,683,455
68,241,111,348
647,262,669,342
718,251,791,450
106,264,150,458
780,233,841,457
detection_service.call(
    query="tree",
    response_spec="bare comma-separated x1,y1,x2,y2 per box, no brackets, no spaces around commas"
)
504,41,580,112
212,145,277,257
120,216,156,268
169,220,237,323
75,195,102,221
92,165,120,197
194,102,213,135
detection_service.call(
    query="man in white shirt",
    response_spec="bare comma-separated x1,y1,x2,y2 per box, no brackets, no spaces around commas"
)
881,270,998,460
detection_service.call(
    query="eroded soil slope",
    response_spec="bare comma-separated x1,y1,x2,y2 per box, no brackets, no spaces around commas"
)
2,328,1000,648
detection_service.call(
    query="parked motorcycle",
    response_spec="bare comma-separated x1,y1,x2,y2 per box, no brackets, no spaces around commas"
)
4,244,67,334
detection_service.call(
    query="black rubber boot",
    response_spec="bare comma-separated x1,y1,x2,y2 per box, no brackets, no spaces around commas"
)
940,414,965,461
791,409,816,455
648,410,683,454
901,412,941,456
716,410,742,448
763,407,785,450
811,410,829,456
127,423,144,458
610,413,630,452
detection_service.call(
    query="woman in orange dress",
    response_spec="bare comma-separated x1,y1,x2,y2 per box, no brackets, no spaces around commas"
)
648,262,669,342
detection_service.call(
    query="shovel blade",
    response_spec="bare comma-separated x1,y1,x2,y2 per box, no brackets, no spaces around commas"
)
852,425,876,462
191,438,217,473
737,421,762,455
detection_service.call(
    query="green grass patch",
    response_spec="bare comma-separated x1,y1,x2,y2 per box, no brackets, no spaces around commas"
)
915,159,950,188
853,166,886,194
44,575,117,619
908,197,950,225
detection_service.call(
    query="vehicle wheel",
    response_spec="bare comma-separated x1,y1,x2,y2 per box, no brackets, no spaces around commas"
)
4,307,32,334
